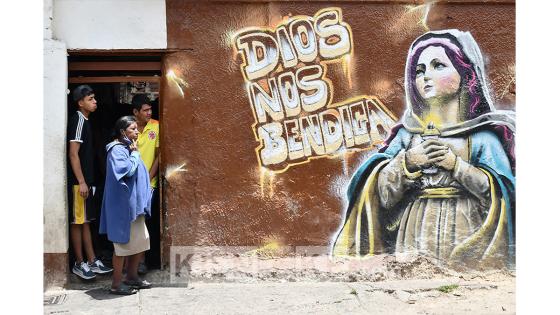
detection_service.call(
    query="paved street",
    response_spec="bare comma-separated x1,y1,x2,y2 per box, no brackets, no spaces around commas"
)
44,277,515,314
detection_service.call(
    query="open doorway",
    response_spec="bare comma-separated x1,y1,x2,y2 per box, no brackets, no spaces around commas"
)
67,53,163,272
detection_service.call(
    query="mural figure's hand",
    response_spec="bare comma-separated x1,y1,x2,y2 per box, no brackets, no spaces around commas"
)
405,139,448,172
429,143,457,171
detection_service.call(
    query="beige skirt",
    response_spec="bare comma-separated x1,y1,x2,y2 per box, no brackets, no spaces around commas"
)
114,215,150,256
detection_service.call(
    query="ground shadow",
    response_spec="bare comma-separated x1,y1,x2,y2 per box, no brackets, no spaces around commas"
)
84,288,128,300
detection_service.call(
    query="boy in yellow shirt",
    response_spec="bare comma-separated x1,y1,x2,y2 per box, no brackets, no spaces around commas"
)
132,94,160,273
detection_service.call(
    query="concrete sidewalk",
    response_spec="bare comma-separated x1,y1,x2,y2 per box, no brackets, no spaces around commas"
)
44,277,515,314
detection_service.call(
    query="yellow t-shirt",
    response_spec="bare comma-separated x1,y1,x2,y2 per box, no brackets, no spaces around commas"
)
138,119,159,188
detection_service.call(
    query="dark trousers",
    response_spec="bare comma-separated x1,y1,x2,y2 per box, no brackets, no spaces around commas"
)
145,188,161,269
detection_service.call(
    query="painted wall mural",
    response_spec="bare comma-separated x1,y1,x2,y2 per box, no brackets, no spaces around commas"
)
163,0,516,270
331,30,515,270
232,8,397,172
230,8,516,269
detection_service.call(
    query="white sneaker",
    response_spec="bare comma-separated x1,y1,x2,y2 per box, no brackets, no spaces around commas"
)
72,261,96,280
88,259,113,274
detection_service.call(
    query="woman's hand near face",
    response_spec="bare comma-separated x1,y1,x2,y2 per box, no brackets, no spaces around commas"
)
405,139,448,172
129,139,138,151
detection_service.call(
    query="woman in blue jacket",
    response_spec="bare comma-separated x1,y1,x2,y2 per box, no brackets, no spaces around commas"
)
100,116,153,295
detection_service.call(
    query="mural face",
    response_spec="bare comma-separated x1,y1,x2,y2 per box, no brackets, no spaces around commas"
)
331,30,515,270
232,8,397,172
414,46,461,103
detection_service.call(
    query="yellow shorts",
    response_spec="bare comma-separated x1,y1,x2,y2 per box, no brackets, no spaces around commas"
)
69,185,96,224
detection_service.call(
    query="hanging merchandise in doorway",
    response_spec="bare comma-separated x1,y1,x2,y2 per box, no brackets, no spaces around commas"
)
119,81,160,104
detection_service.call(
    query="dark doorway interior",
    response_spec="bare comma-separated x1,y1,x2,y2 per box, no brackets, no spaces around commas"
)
67,54,162,273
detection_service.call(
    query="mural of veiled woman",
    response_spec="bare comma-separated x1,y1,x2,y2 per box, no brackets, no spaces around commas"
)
331,29,515,270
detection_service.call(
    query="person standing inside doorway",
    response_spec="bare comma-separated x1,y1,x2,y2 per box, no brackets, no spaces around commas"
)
67,85,113,279
131,94,160,273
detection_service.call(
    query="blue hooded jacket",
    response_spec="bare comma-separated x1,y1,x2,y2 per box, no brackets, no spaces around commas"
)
99,141,152,244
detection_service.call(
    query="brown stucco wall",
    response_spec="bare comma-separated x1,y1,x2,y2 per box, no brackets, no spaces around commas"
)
44,253,68,290
161,0,515,265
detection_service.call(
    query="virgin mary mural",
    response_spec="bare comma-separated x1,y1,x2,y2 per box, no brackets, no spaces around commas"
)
331,29,515,269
